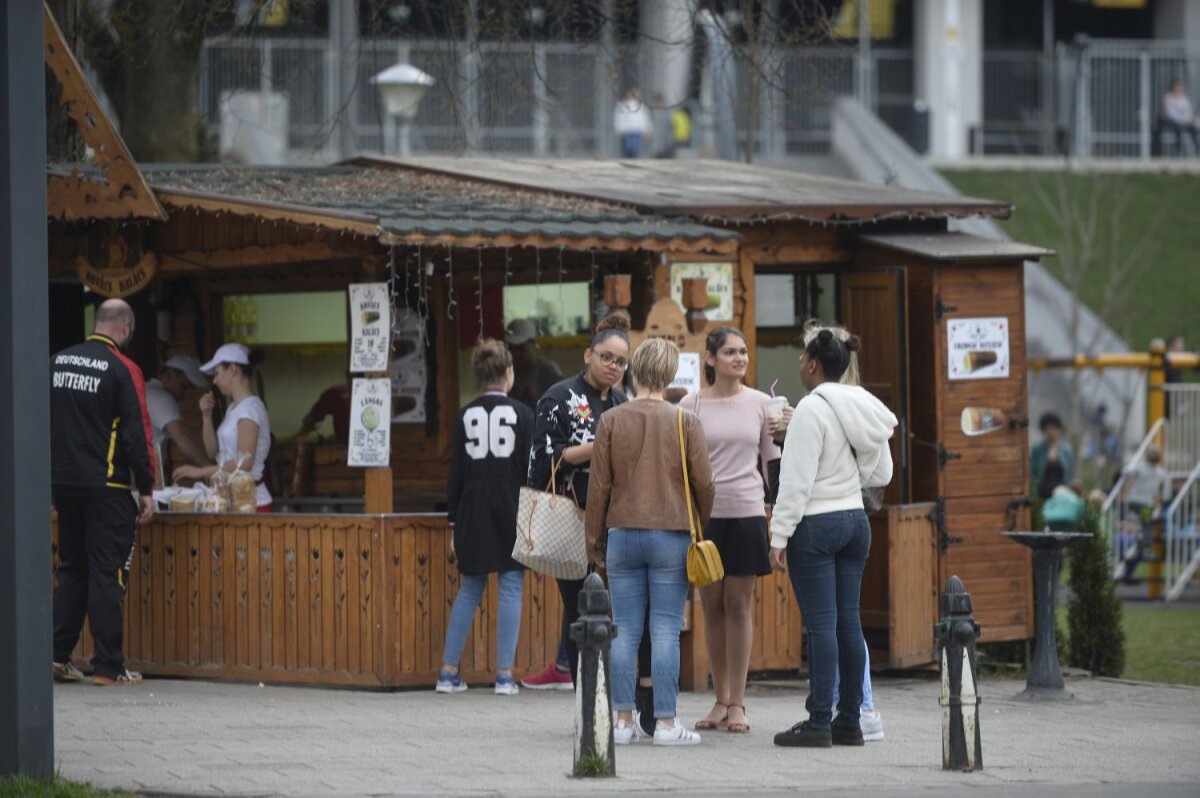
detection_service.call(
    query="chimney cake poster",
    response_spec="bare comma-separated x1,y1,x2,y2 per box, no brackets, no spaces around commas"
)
948,318,1009,380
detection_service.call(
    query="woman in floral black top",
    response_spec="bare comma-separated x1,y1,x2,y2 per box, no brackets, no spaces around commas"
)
524,314,630,687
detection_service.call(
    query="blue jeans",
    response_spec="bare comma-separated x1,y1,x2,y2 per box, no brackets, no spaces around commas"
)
442,569,524,671
606,529,690,718
831,637,874,711
785,510,871,730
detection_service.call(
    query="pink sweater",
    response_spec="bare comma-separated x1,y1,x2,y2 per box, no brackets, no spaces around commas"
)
682,387,781,519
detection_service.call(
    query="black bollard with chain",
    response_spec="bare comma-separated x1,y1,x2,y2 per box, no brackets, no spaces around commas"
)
933,575,983,772
568,572,618,777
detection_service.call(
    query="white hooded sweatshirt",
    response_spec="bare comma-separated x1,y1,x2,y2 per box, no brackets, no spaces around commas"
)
769,382,898,550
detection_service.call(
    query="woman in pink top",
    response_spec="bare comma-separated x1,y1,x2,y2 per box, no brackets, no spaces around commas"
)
686,327,784,734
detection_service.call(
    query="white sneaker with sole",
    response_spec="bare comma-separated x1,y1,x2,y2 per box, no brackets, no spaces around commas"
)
861,709,884,742
613,719,638,745
653,721,701,747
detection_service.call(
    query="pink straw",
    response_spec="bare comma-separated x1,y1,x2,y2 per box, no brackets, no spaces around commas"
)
769,378,779,397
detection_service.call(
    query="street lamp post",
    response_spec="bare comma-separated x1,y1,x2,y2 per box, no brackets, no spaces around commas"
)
372,63,433,157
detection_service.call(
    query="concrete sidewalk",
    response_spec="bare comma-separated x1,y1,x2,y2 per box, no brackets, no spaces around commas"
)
53,674,1199,797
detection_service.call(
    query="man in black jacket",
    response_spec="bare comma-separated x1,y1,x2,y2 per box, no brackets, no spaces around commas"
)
51,298,156,686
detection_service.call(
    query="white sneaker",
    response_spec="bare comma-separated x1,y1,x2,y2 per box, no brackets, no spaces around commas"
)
613,719,638,745
494,675,519,696
653,721,701,747
861,709,884,742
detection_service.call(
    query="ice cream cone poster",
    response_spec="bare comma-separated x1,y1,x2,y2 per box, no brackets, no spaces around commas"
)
348,378,392,466
948,317,1009,380
349,283,391,373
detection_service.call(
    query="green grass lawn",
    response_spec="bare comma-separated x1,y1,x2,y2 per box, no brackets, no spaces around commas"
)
0,777,132,798
941,169,1200,354
1120,604,1200,686
1058,602,1200,686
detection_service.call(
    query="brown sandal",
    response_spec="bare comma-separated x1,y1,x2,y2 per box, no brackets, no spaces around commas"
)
725,703,750,733
694,701,729,730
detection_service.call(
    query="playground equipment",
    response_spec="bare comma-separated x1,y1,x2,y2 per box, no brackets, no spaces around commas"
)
1029,341,1199,601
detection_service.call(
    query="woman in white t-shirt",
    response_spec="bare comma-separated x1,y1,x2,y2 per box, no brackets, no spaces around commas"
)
172,342,273,511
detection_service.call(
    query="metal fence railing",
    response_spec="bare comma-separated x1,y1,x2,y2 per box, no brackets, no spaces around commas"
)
978,40,1200,158
1101,418,1165,581
1164,384,1200,477
199,36,915,160
1165,462,1200,602
200,35,1200,161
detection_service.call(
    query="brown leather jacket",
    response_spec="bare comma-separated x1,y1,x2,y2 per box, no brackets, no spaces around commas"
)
585,398,715,564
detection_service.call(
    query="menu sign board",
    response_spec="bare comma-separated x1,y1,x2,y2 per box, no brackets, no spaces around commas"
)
669,352,702,393
349,283,390,373
947,317,1010,380
347,378,392,467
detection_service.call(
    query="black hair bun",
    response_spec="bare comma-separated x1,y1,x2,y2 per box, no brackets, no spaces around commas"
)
248,349,266,368
845,335,861,352
817,329,834,346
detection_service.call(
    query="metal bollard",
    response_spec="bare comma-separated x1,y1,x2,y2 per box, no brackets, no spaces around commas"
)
933,575,983,772
568,572,618,777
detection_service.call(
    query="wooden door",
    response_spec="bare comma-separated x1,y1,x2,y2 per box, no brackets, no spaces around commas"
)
885,503,939,667
841,269,921,665
840,269,909,503
932,265,1034,643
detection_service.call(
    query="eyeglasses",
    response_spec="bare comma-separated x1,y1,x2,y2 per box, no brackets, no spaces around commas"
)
594,351,629,370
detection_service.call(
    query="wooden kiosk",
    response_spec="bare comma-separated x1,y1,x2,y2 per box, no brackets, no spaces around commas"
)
46,19,1049,687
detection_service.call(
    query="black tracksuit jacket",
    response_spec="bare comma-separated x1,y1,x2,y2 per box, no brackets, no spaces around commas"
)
50,334,156,496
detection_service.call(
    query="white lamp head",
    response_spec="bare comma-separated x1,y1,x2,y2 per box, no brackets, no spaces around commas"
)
372,63,435,120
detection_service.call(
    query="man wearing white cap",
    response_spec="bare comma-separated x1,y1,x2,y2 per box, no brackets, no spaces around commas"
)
506,318,562,410
146,355,211,472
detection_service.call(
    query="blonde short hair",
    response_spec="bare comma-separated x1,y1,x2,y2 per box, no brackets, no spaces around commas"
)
631,338,679,393
803,321,861,386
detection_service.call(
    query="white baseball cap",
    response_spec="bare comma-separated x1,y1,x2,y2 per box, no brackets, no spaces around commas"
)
163,354,209,388
505,318,538,345
200,342,251,374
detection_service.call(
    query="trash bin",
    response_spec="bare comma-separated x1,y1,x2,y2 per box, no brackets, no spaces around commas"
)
908,100,930,155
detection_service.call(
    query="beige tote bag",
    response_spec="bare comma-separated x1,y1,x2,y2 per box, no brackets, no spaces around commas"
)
512,457,588,579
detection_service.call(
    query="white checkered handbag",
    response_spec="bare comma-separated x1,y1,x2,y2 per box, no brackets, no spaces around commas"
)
512,458,588,579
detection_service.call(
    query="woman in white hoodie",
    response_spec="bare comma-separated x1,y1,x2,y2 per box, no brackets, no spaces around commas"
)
769,328,897,749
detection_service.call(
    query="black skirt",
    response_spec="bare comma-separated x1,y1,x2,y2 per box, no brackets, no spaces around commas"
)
703,516,771,577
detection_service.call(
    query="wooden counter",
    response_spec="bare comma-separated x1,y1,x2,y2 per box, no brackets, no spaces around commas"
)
53,508,965,688
55,512,806,689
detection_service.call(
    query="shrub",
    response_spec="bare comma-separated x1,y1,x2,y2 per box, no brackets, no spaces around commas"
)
1066,507,1125,677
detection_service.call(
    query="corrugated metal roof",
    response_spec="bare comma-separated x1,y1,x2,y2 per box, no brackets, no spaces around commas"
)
352,157,1012,224
142,164,738,248
858,232,1054,261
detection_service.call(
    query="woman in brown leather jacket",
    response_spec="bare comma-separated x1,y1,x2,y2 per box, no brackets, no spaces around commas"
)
587,338,715,747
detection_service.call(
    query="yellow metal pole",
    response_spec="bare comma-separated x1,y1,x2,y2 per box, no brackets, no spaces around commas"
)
1147,340,1166,599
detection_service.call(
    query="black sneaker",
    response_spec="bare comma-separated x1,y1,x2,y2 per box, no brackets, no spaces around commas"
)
774,721,832,748
831,720,865,746
635,684,655,737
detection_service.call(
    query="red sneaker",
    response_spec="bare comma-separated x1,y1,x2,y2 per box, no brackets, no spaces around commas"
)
520,662,573,691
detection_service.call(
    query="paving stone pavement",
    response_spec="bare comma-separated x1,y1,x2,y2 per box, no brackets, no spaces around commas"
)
52,674,1200,797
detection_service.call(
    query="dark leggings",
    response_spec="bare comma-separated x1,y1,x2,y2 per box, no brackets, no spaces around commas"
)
556,576,652,684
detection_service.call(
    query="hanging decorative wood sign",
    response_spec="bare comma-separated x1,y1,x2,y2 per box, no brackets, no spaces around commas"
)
74,251,157,298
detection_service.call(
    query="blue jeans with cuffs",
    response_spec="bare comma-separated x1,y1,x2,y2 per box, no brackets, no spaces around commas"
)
606,529,690,719
441,569,524,672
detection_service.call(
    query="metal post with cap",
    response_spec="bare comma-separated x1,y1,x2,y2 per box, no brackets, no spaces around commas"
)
568,572,617,777
934,575,983,772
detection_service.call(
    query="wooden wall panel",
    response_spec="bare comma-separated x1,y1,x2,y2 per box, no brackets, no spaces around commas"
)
932,263,1034,643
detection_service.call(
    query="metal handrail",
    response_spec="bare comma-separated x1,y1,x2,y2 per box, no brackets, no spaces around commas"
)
1164,461,1200,602
1102,417,1166,513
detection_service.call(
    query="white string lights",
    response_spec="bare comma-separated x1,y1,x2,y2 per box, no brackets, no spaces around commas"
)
445,248,457,321
475,245,485,341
